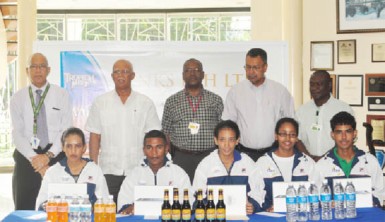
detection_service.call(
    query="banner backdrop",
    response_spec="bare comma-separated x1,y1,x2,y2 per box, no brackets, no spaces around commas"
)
35,41,289,131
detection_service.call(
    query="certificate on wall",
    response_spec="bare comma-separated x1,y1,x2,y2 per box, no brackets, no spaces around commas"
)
337,75,363,106
310,41,334,71
337,40,356,64
372,43,385,62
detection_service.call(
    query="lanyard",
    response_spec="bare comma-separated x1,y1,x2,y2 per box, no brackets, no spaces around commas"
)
187,94,202,113
29,84,50,135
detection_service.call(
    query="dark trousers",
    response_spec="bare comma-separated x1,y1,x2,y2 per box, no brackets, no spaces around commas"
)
12,150,42,210
171,144,214,183
104,174,125,206
236,143,271,162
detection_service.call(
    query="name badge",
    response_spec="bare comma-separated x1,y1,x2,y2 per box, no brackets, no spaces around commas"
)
311,123,321,131
30,136,40,149
188,122,200,134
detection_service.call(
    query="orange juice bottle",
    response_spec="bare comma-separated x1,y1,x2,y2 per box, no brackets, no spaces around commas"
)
105,195,116,222
46,195,58,222
57,195,68,222
94,196,105,222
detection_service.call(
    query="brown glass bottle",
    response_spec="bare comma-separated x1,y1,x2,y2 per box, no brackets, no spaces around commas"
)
181,189,191,222
194,189,205,222
216,189,226,222
162,189,172,222
172,188,182,222
205,189,216,222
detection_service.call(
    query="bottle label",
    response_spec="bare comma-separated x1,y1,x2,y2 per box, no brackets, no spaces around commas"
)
80,206,92,212
206,208,215,220
297,196,307,204
286,196,296,204
105,206,116,213
57,206,68,212
171,209,181,220
94,205,104,213
216,208,226,220
46,205,57,212
69,206,80,212
195,209,205,220
346,193,356,201
182,209,191,220
321,194,331,202
162,209,171,220
308,194,319,203
334,193,345,201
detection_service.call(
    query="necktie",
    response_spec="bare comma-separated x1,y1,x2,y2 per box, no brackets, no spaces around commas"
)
36,89,49,148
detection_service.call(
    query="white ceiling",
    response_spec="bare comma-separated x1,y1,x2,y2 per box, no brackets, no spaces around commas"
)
37,0,250,10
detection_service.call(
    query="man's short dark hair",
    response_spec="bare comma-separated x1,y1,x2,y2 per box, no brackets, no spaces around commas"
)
214,120,240,139
311,70,331,83
143,130,167,146
246,48,267,64
330,111,356,131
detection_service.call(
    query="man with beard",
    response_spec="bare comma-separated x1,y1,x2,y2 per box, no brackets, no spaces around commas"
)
296,70,353,161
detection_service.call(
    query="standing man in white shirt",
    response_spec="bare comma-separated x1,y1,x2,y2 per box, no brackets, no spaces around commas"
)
10,53,72,210
222,48,295,161
295,70,354,161
86,59,161,204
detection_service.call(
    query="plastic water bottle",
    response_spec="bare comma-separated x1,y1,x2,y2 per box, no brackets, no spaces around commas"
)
79,195,92,222
333,182,345,219
345,181,357,218
297,184,308,221
286,185,297,222
308,182,320,221
320,180,332,220
69,195,80,222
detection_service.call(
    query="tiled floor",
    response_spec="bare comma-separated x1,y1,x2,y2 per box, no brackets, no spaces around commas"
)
0,173,14,221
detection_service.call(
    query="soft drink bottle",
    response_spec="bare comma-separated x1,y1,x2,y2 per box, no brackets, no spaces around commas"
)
345,181,357,218
333,182,345,219
286,185,297,222
94,196,105,222
320,180,332,220
57,195,69,222
297,184,308,221
46,194,58,222
308,182,320,221
105,195,116,222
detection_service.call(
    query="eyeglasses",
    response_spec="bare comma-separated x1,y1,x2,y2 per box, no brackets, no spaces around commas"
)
29,64,48,70
244,65,264,72
277,132,297,138
184,68,201,74
112,69,132,75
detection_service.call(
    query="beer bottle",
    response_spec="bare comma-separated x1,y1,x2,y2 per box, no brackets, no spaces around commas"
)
162,189,172,222
172,188,182,222
181,189,191,222
216,189,226,222
205,189,216,222
195,189,205,222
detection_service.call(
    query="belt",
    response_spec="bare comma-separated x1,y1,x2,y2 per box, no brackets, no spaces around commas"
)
237,144,271,154
171,144,213,155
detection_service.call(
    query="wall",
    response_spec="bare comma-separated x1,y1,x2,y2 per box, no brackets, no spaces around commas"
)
303,0,385,150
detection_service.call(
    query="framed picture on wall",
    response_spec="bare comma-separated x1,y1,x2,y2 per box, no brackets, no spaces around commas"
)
365,73,385,96
372,43,385,62
330,74,337,97
337,40,356,64
337,75,363,106
336,0,385,34
310,41,334,71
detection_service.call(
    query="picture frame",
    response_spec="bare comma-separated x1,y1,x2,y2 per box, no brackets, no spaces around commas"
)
310,41,334,71
330,74,337,98
337,0,385,34
337,75,363,106
372,43,385,62
337,39,356,64
366,115,385,146
365,73,385,96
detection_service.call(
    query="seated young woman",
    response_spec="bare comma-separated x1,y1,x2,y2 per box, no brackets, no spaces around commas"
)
254,117,316,212
193,120,262,214
35,127,109,210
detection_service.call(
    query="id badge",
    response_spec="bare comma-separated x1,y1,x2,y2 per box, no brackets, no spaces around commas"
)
188,122,200,134
311,123,321,131
30,136,40,149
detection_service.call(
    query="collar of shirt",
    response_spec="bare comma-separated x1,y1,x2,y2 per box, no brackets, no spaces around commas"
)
246,78,267,91
333,147,356,177
30,82,49,94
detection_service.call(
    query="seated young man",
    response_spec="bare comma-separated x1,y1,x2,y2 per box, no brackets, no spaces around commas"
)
117,130,191,214
314,111,384,207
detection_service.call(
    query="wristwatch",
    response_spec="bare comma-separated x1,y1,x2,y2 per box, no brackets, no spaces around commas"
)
45,151,54,160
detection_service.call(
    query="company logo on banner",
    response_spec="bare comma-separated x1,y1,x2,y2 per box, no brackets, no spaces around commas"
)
56,42,289,132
